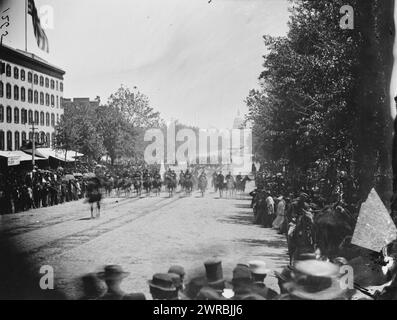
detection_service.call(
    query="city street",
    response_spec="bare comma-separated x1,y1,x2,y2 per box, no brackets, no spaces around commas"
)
0,183,288,299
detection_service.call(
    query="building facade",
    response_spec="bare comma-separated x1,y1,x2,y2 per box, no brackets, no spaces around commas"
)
0,45,65,151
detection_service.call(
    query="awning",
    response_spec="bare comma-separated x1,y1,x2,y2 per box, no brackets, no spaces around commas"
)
22,148,81,162
0,150,46,166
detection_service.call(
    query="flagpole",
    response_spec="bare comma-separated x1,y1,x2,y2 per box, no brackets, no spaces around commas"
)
25,0,27,52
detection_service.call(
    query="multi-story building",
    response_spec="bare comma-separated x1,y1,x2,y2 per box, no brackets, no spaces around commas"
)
0,44,65,151
62,97,100,110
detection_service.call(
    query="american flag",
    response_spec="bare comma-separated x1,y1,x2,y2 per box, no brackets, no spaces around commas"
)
27,0,49,53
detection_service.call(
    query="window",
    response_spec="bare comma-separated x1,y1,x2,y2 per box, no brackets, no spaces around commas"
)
45,78,49,88
46,113,50,126
0,105,3,122
46,93,50,106
14,131,20,150
40,132,45,144
40,76,44,86
56,114,59,124
34,111,39,125
21,69,25,81
0,81,3,97
21,109,27,124
46,133,50,147
22,132,27,145
6,64,11,77
40,92,44,105
51,132,55,147
0,131,4,150
60,82,63,92
35,132,39,143
21,87,25,101
34,74,38,85
6,131,12,151
56,80,58,90
14,85,19,100
51,113,55,127
6,83,11,99
6,106,12,123
28,72,32,83
14,107,19,124
28,110,33,124
28,89,33,103
50,80,55,89
34,90,38,104
40,112,44,126
51,95,54,107
14,67,19,79
56,96,59,108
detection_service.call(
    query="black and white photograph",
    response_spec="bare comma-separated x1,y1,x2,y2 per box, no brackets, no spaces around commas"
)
1,0,397,306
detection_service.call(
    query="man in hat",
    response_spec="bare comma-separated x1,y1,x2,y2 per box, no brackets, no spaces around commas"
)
204,259,225,292
148,273,179,300
248,260,278,300
281,260,350,300
79,273,106,300
168,265,186,291
230,264,254,299
97,265,130,300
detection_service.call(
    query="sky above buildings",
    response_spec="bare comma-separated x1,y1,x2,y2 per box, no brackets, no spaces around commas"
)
1,0,290,129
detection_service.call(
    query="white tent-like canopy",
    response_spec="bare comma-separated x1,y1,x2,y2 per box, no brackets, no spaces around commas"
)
22,148,83,162
0,150,46,166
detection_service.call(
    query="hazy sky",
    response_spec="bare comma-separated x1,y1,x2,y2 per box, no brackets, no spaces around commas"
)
2,0,290,128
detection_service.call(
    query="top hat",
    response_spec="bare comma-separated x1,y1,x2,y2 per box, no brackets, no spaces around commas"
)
282,261,347,300
148,273,177,292
248,260,271,276
204,260,225,290
97,265,130,281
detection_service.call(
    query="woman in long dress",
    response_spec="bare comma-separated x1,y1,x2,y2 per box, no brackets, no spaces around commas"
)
272,196,286,232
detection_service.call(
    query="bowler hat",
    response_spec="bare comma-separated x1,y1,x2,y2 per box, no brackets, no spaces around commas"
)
168,265,185,278
148,273,177,292
97,265,130,281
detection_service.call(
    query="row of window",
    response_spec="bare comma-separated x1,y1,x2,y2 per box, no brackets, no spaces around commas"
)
0,82,62,108
0,130,54,151
4,64,63,91
0,105,59,127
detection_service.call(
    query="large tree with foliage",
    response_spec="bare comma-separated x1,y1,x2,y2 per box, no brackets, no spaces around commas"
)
247,0,394,204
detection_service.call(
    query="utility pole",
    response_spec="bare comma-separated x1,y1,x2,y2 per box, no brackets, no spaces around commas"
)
31,120,37,168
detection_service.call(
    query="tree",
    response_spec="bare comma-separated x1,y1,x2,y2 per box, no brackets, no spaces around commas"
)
246,0,394,204
54,114,79,161
108,86,163,128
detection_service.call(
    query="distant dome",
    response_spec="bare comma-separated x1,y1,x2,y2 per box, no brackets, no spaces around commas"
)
233,110,244,129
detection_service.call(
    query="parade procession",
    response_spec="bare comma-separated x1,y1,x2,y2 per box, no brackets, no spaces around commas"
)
2,0,397,308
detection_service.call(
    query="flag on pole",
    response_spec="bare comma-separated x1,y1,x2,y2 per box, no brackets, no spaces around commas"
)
351,188,397,252
27,0,49,53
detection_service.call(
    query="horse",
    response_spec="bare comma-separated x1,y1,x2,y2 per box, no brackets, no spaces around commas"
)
183,176,193,196
143,176,152,196
152,177,162,196
235,176,250,198
198,175,208,197
133,178,142,197
313,202,355,259
102,177,114,197
165,176,176,197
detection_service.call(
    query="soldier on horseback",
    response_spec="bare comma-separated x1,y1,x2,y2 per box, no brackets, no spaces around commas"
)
198,170,208,197
216,171,225,198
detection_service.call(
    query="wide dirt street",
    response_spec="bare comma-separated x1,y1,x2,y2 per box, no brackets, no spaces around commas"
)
0,183,288,299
